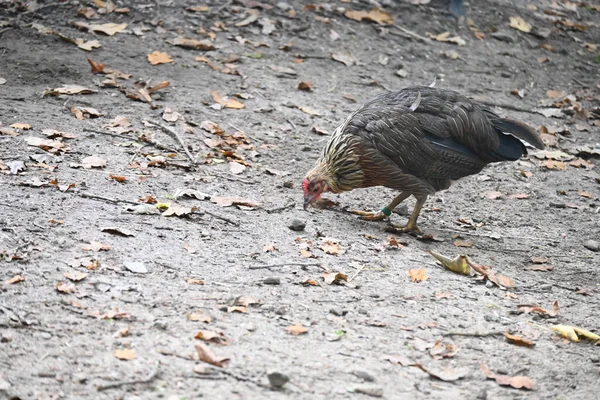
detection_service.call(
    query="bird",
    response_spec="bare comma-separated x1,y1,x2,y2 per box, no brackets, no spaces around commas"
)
302,86,545,234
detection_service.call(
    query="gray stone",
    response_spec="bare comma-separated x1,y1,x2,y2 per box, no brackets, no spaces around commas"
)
123,261,148,274
584,240,599,252
287,218,306,231
491,32,514,43
267,371,289,388
263,277,281,285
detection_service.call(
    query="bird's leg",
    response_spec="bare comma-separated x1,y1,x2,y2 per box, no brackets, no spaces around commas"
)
351,192,411,221
392,195,427,234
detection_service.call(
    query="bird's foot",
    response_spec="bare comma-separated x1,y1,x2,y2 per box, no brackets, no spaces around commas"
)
390,222,423,235
350,210,388,221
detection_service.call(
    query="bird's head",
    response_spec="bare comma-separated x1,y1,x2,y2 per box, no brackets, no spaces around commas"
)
302,175,329,210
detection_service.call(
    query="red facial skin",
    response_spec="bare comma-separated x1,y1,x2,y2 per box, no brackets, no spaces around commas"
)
303,178,326,210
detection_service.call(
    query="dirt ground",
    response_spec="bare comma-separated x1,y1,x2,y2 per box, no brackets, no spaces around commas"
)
1,0,599,399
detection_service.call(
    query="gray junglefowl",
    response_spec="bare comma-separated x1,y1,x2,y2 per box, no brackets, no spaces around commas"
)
303,86,545,233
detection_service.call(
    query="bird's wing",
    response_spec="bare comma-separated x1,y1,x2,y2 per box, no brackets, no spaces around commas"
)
347,105,489,181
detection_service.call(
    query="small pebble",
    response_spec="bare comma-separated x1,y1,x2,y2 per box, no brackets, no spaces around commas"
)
267,371,289,388
584,240,599,252
353,385,384,397
263,277,281,285
352,370,376,382
287,218,306,231
329,308,347,317
490,32,514,43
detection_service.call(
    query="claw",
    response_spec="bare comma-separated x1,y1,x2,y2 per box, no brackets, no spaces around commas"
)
391,222,423,235
350,210,388,221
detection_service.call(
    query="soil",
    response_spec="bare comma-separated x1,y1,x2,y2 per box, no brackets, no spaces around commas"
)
0,0,599,399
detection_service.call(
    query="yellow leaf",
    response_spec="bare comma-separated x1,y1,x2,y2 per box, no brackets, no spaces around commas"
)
90,23,127,36
287,324,308,335
408,268,428,283
429,250,471,275
114,348,136,360
509,16,532,33
148,51,173,65
553,325,600,343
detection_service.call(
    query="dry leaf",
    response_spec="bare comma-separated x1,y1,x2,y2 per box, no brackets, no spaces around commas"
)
297,81,312,91
229,161,246,175
541,160,567,170
64,271,88,282
90,22,127,36
195,342,229,367
10,123,32,130
480,363,536,390
109,174,127,183
119,326,131,337
226,306,247,313
195,330,232,345
429,341,459,360
263,243,276,253
552,325,600,343
43,84,97,96
5,275,24,285
185,277,205,285
321,272,348,285
187,311,212,323
569,158,595,169
319,240,344,255
344,8,393,25
210,196,261,208
210,91,245,109
287,324,308,335
487,191,503,200
55,281,75,294
453,240,473,248
76,156,107,169
169,37,216,51
195,56,220,71
408,268,428,283
429,250,471,275
509,16,532,33
100,227,135,237
331,51,355,66
114,348,136,360
517,300,559,317
428,31,466,45
148,51,173,65
504,332,535,348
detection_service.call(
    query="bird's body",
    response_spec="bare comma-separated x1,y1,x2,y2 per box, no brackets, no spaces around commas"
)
303,87,544,232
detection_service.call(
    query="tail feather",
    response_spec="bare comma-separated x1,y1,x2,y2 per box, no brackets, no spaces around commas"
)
493,118,545,150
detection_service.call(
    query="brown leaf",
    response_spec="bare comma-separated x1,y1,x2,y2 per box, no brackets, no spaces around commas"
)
210,196,261,208
87,58,105,73
64,271,88,282
119,326,131,337
321,272,348,285
408,268,428,283
90,22,127,36
114,348,136,360
504,332,536,348
517,300,559,317
195,342,229,367
344,8,393,25
5,275,24,285
169,37,216,51
210,91,245,109
101,227,135,237
55,281,75,294
302,279,319,286
185,277,205,285
429,341,459,360
453,240,473,248
187,311,212,323
297,81,312,91
541,160,567,170
530,256,549,264
147,51,173,65
523,264,554,272
195,330,232,345
24,137,69,153
43,84,97,96
569,158,595,169
195,56,220,71
286,324,308,335
480,363,536,390
10,122,32,130
147,81,170,94
578,190,593,199
319,240,344,255
226,306,247,313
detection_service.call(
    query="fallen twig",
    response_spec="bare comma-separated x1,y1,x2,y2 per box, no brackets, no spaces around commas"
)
202,209,239,226
145,120,196,164
348,264,365,283
97,362,160,391
266,202,295,214
83,127,132,139
442,331,504,337
477,101,536,114
249,262,322,270
392,24,430,43
79,192,139,205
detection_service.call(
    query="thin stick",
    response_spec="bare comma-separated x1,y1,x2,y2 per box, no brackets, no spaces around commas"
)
442,331,504,337
348,264,365,282
97,362,160,391
476,101,536,114
83,127,132,139
79,192,139,205
202,209,239,226
249,262,322,270
145,121,196,164
392,24,430,43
